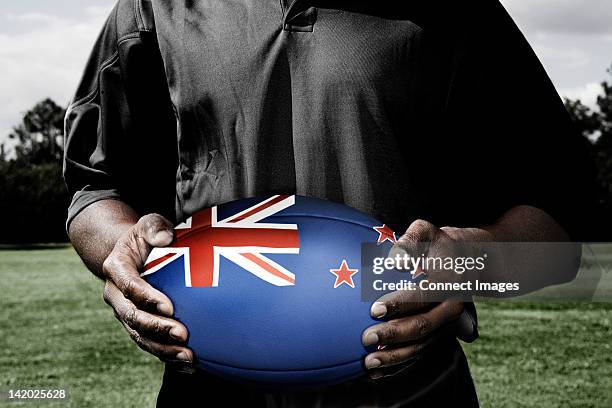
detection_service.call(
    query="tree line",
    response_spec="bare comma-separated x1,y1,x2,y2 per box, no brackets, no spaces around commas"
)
0,99,68,243
1,67,612,243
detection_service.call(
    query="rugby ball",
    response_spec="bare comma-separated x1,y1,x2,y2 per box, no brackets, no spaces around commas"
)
142,195,400,386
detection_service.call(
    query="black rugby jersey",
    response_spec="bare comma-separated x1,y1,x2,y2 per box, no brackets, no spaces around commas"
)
64,0,596,239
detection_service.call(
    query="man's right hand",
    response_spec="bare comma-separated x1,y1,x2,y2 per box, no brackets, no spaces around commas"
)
101,214,193,366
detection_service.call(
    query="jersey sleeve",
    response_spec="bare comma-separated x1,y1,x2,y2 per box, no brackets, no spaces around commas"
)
63,0,177,230
431,0,600,240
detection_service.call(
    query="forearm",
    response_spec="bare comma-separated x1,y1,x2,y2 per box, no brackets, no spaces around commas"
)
484,205,570,243
480,205,578,293
441,205,578,295
68,199,140,278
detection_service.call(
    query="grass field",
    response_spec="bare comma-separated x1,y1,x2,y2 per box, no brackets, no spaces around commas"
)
0,247,611,407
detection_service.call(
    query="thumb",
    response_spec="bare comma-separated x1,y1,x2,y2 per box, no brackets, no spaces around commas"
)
134,213,175,248
389,219,439,264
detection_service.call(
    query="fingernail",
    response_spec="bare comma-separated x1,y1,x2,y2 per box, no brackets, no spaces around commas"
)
365,357,382,369
371,302,387,318
157,302,173,316
389,245,408,258
154,231,173,244
176,351,192,362
363,332,379,347
388,246,409,269
169,327,185,341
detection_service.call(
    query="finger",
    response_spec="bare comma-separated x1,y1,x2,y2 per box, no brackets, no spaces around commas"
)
367,328,455,380
370,288,432,319
393,223,456,278
134,213,175,249
103,253,174,316
119,319,193,363
455,304,478,343
115,214,174,267
390,219,439,262
103,281,188,343
370,286,461,320
364,341,429,370
363,300,464,347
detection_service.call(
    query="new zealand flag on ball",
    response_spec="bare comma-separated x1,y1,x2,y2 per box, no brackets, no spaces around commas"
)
142,195,416,386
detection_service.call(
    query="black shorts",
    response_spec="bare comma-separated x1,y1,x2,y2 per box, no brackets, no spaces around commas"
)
157,339,479,408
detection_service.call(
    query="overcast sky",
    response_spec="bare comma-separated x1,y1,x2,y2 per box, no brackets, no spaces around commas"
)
1,0,611,145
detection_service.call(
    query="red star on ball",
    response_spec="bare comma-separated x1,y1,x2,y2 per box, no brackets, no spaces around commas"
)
373,224,397,245
329,260,359,289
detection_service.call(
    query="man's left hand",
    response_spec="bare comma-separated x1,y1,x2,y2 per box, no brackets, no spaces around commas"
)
362,219,490,380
